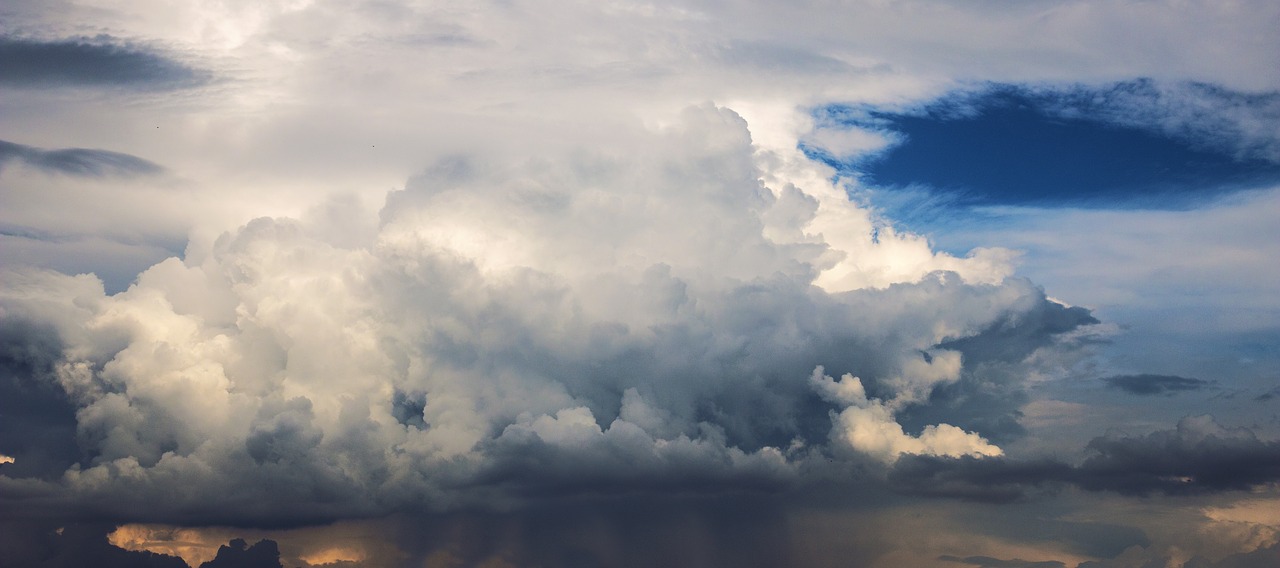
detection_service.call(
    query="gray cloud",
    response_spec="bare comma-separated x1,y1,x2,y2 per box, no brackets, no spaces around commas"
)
1101,373,1210,395
1080,542,1280,568
0,1,1276,564
0,317,81,480
0,140,163,178
1253,385,1280,401
0,521,186,568
0,36,205,89
940,555,1067,568
1075,415,1280,495
199,538,281,568
890,415,1280,500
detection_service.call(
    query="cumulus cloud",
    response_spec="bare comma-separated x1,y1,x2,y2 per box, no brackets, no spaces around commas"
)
811,367,1003,463
1,0,1276,565
0,103,1095,527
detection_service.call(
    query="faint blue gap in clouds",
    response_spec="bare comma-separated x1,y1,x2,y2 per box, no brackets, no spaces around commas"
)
802,80,1280,218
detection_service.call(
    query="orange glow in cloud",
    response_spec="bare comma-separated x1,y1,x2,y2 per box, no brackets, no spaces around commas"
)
299,546,367,564
108,524,226,567
107,521,387,568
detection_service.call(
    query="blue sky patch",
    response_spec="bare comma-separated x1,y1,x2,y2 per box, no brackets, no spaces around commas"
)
807,83,1280,210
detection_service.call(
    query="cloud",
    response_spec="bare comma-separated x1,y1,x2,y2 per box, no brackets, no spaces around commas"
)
199,538,282,568
811,367,1004,463
0,316,81,480
886,456,1061,504
1075,415,1280,496
0,104,1099,528
0,521,187,568
939,555,1066,568
1254,386,1280,401
0,36,205,89
1101,374,1211,395
1078,542,1280,568
0,139,164,178
890,415,1280,501
0,0,1276,565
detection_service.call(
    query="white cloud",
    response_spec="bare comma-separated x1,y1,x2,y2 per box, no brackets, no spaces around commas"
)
810,367,1002,462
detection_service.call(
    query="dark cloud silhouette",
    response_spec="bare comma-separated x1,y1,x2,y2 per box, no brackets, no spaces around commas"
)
199,538,282,568
0,521,187,568
897,298,1101,445
0,317,81,479
1185,542,1280,568
1079,542,1280,568
888,454,1071,503
1102,373,1210,395
1254,385,1280,401
0,140,163,177
1074,415,1280,495
0,36,205,89
940,555,1066,568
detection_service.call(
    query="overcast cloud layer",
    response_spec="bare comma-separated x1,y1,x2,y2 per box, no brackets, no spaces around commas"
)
2,1,1279,567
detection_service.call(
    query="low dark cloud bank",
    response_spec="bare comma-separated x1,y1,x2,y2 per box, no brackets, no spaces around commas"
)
891,415,1280,500
941,555,1067,568
1101,373,1210,395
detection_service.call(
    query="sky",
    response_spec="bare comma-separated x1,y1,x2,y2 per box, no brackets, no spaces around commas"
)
1,1,1279,567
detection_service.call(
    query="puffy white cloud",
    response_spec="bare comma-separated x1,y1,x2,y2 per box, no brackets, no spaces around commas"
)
811,367,1002,463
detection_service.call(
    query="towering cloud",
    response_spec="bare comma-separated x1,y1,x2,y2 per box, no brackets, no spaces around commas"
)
2,1,1278,566
0,104,1091,528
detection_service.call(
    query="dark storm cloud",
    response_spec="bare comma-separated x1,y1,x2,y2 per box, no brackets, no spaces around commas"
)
0,521,186,568
1079,542,1280,568
1074,415,1280,495
1101,373,1210,395
386,497,793,568
199,538,282,568
940,555,1066,568
0,317,81,480
1184,542,1280,568
888,454,1071,503
0,140,163,177
939,300,1100,366
890,416,1280,500
897,297,1101,445
0,36,205,89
